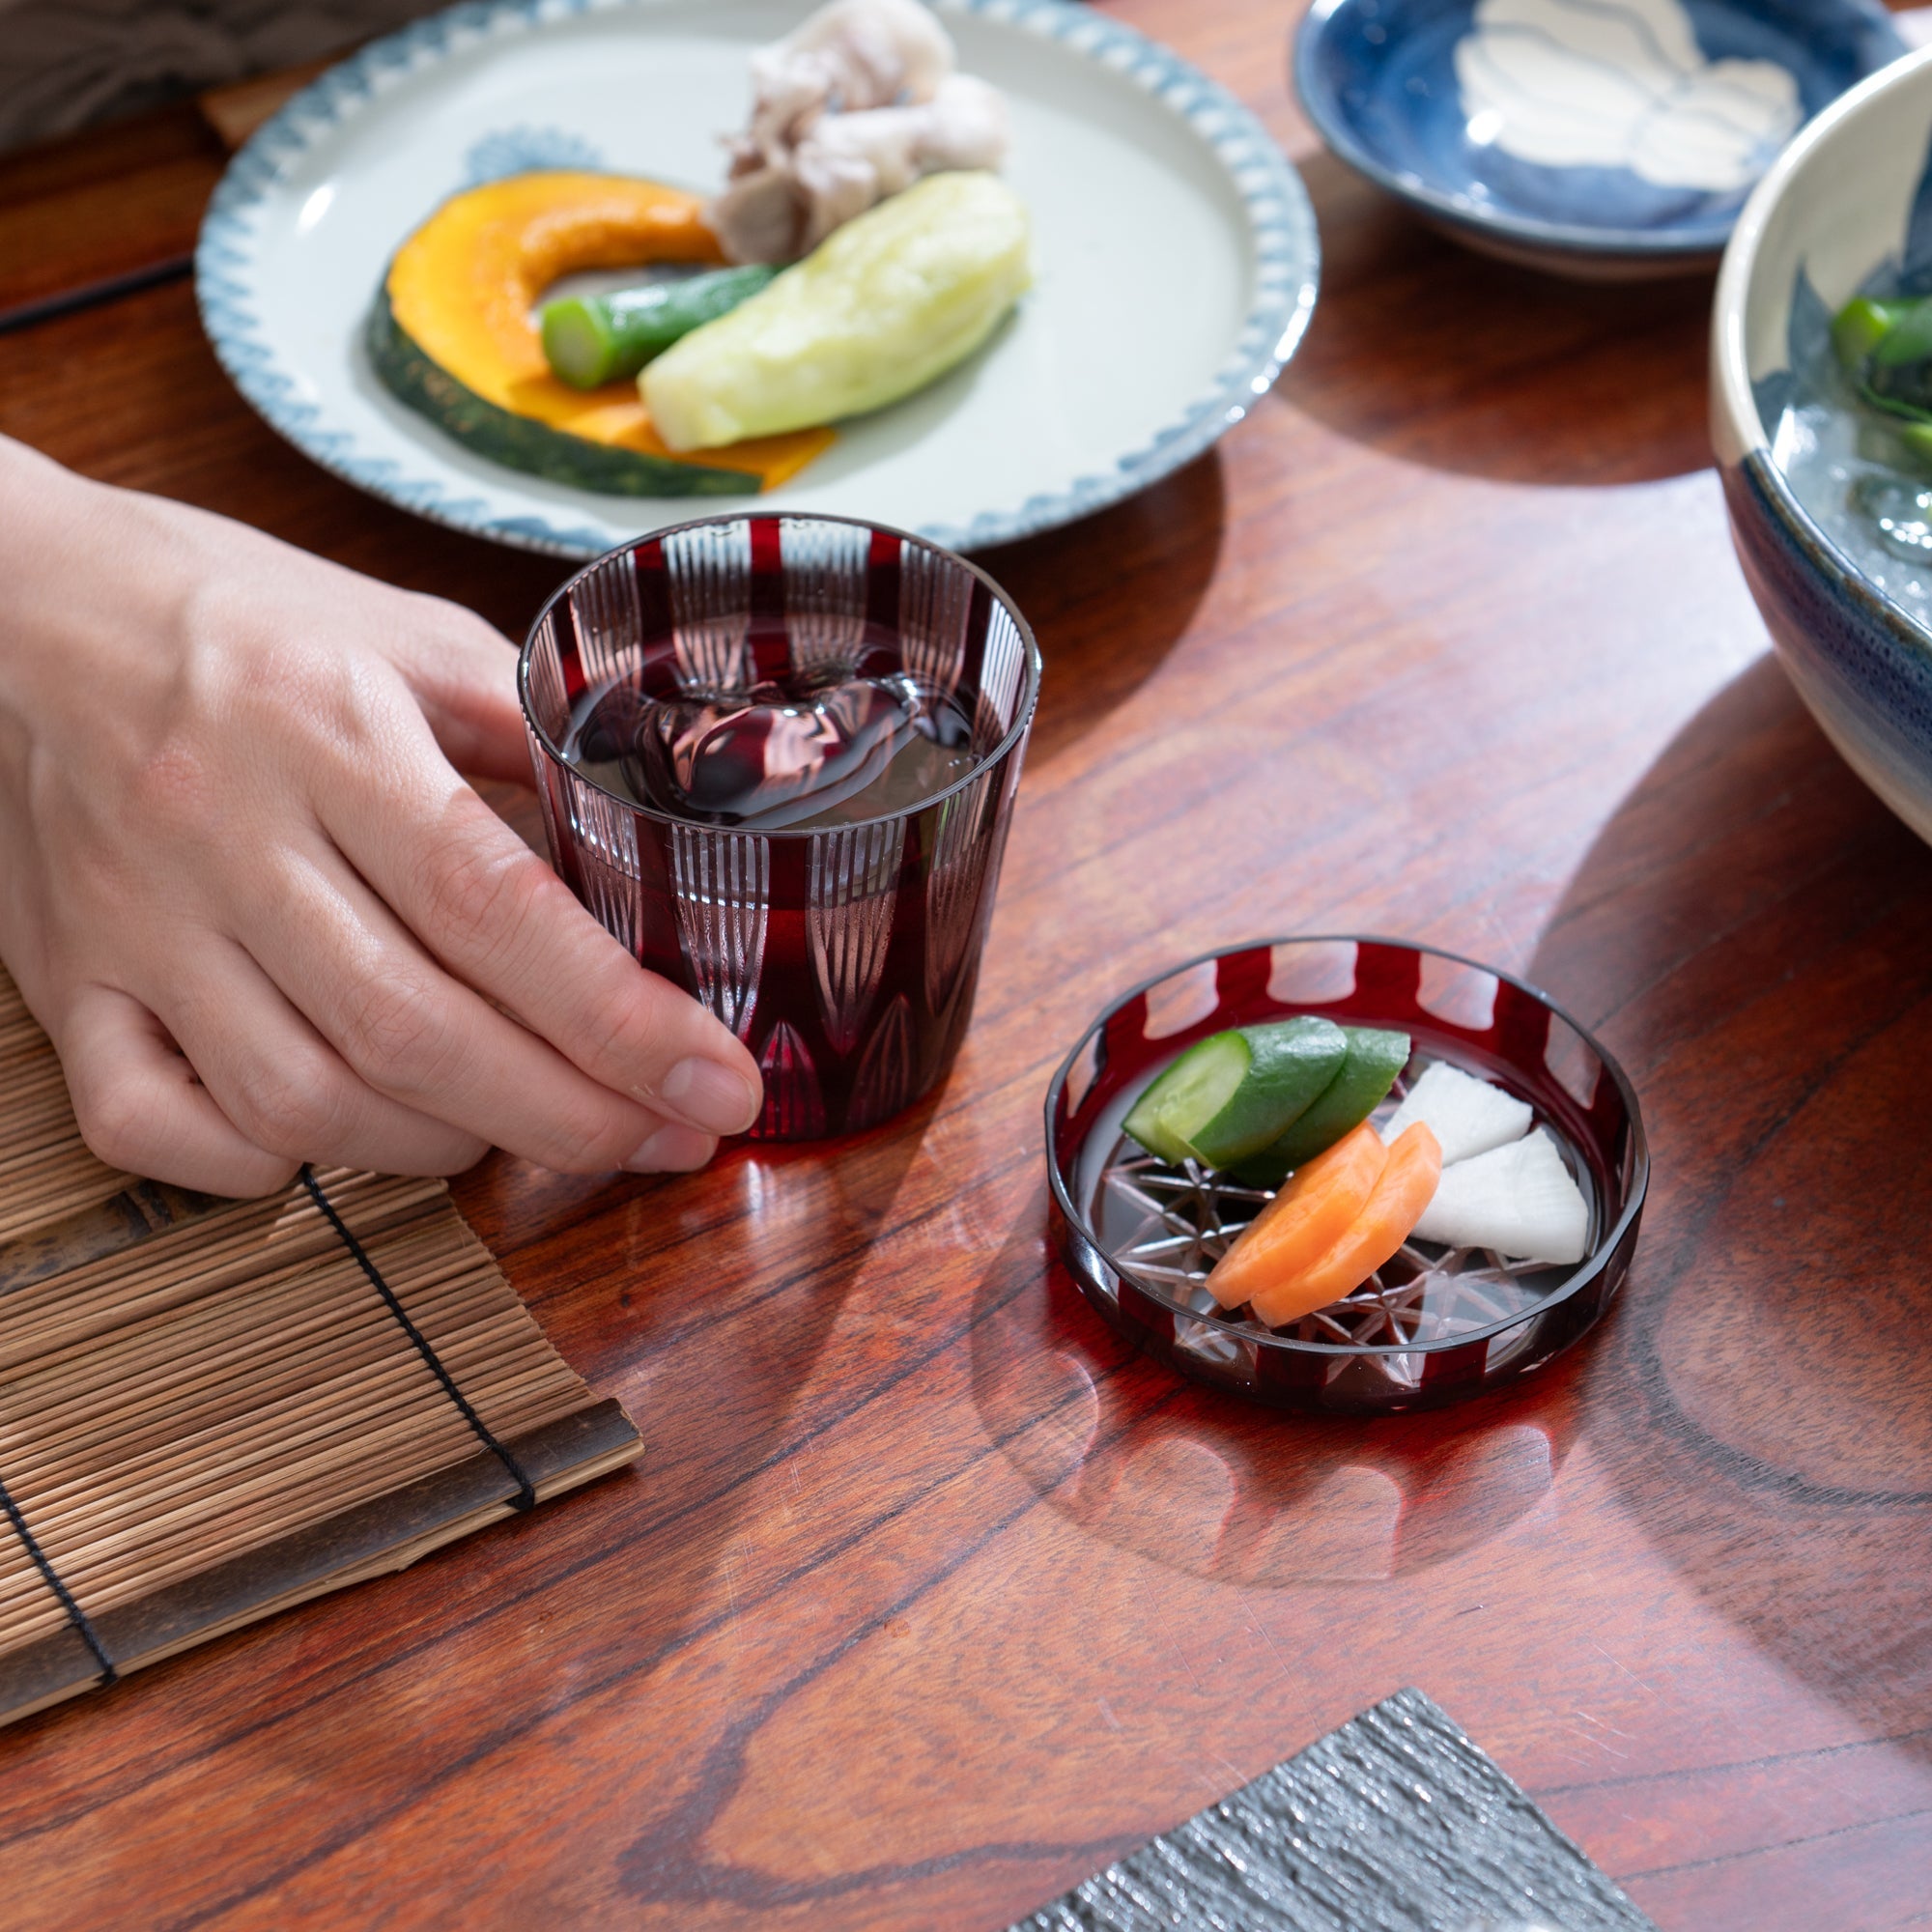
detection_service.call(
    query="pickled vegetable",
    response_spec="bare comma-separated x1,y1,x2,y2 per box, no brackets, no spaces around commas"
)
1833,290,1932,425
1833,296,1908,374
1410,1126,1589,1264
1248,1123,1442,1328
1122,1017,1347,1169
1380,1062,1531,1167
1207,1122,1386,1312
1233,1027,1410,1185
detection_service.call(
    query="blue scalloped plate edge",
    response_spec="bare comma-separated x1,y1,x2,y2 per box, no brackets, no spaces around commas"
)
195,0,1320,558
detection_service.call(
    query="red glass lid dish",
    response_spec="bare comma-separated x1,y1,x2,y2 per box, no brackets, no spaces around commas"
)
1044,936,1649,1414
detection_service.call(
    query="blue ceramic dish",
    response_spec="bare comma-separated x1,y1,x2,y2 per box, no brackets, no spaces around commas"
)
1295,0,1904,277
1714,46,1932,845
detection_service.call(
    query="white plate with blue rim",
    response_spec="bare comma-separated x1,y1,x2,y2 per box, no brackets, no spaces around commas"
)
1295,0,1905,279
195,0,1319,559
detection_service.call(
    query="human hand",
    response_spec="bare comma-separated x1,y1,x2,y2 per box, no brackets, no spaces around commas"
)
0,439,762,1196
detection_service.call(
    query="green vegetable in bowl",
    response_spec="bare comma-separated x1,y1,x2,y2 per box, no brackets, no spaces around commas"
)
642,170,1031,452
1832,290,1932,461
540,265,779,389
1833,296,1913,373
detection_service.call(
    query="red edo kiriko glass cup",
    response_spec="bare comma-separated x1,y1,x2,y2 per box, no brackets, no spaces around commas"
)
520,513,1041,1140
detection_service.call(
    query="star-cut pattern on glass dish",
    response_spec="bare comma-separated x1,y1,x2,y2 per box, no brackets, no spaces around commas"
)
1099,1147,1561,1349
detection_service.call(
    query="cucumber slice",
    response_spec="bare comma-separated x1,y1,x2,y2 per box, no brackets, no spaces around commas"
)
1121,1017,1349,1169
1232,1026,1411,1186
1122,1033,1247,1166
1189,1017,1347,1167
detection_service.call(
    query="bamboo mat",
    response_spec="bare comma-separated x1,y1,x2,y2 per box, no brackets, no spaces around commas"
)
0,969,639,1723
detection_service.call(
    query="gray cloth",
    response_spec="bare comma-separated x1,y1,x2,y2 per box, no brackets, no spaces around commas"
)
1009,1689,1656,1932
0,0,445,153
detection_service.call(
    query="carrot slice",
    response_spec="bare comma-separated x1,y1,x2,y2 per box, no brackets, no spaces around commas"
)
1249,1122,1443,1327
1208,1122,1388,1311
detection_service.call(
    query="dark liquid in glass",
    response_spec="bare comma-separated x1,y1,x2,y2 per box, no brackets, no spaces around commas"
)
562,633,979,830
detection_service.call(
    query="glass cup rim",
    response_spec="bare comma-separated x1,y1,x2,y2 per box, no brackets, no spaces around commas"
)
518,509,1044,839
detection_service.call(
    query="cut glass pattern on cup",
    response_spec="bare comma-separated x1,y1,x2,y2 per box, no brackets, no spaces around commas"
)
523,514,1040,1140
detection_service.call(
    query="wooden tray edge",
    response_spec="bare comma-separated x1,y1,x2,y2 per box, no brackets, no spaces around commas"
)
0,1397,640,1726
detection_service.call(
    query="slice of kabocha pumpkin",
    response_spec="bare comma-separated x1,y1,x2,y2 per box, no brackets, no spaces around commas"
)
369,171,833,496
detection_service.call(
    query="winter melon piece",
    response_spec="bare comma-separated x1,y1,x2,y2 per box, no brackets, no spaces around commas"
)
643,170,1031,451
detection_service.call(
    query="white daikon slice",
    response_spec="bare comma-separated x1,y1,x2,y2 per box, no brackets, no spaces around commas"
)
1382,1061,1532,1166
1410,1127,1589,1264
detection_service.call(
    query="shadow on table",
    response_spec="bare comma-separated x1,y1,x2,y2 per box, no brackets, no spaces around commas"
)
976,450,1225,770
1280,150,1716,489
968,1191,1589,1589
605,1095,936,1456
1530,653,1932,1753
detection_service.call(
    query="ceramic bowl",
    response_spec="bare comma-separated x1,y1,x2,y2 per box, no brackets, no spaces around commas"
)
1294,0,1904,278
1714,46,1932,845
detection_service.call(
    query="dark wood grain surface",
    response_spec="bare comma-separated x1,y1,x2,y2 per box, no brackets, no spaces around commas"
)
4,5,1932,1925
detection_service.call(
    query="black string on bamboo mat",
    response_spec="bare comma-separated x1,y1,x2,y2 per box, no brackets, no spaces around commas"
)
299,1167,537,1512
0,1477,117,1685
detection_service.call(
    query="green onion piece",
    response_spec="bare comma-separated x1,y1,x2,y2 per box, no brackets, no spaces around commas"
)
1857,384,1932,428
1872,295,1932,370
540,265,780,390
1833,297,1906,375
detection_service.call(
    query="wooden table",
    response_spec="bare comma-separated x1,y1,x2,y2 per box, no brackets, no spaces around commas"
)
5,7,1932,1925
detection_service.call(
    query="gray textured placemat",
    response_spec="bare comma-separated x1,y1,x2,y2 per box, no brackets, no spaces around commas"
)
1010,1687,1655,1932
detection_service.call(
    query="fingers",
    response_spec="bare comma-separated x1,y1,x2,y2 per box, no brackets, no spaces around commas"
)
59,983,298,1198
149,936,493,1179
377,597,533,787
236,836,724,1175
322,765,764,1138
1,481,736,1187
59,967,715,1190
622,1121,723,1173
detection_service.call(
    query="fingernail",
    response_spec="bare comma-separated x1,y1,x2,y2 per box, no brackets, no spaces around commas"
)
658,1056,760,1136
623,1122,718,1174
